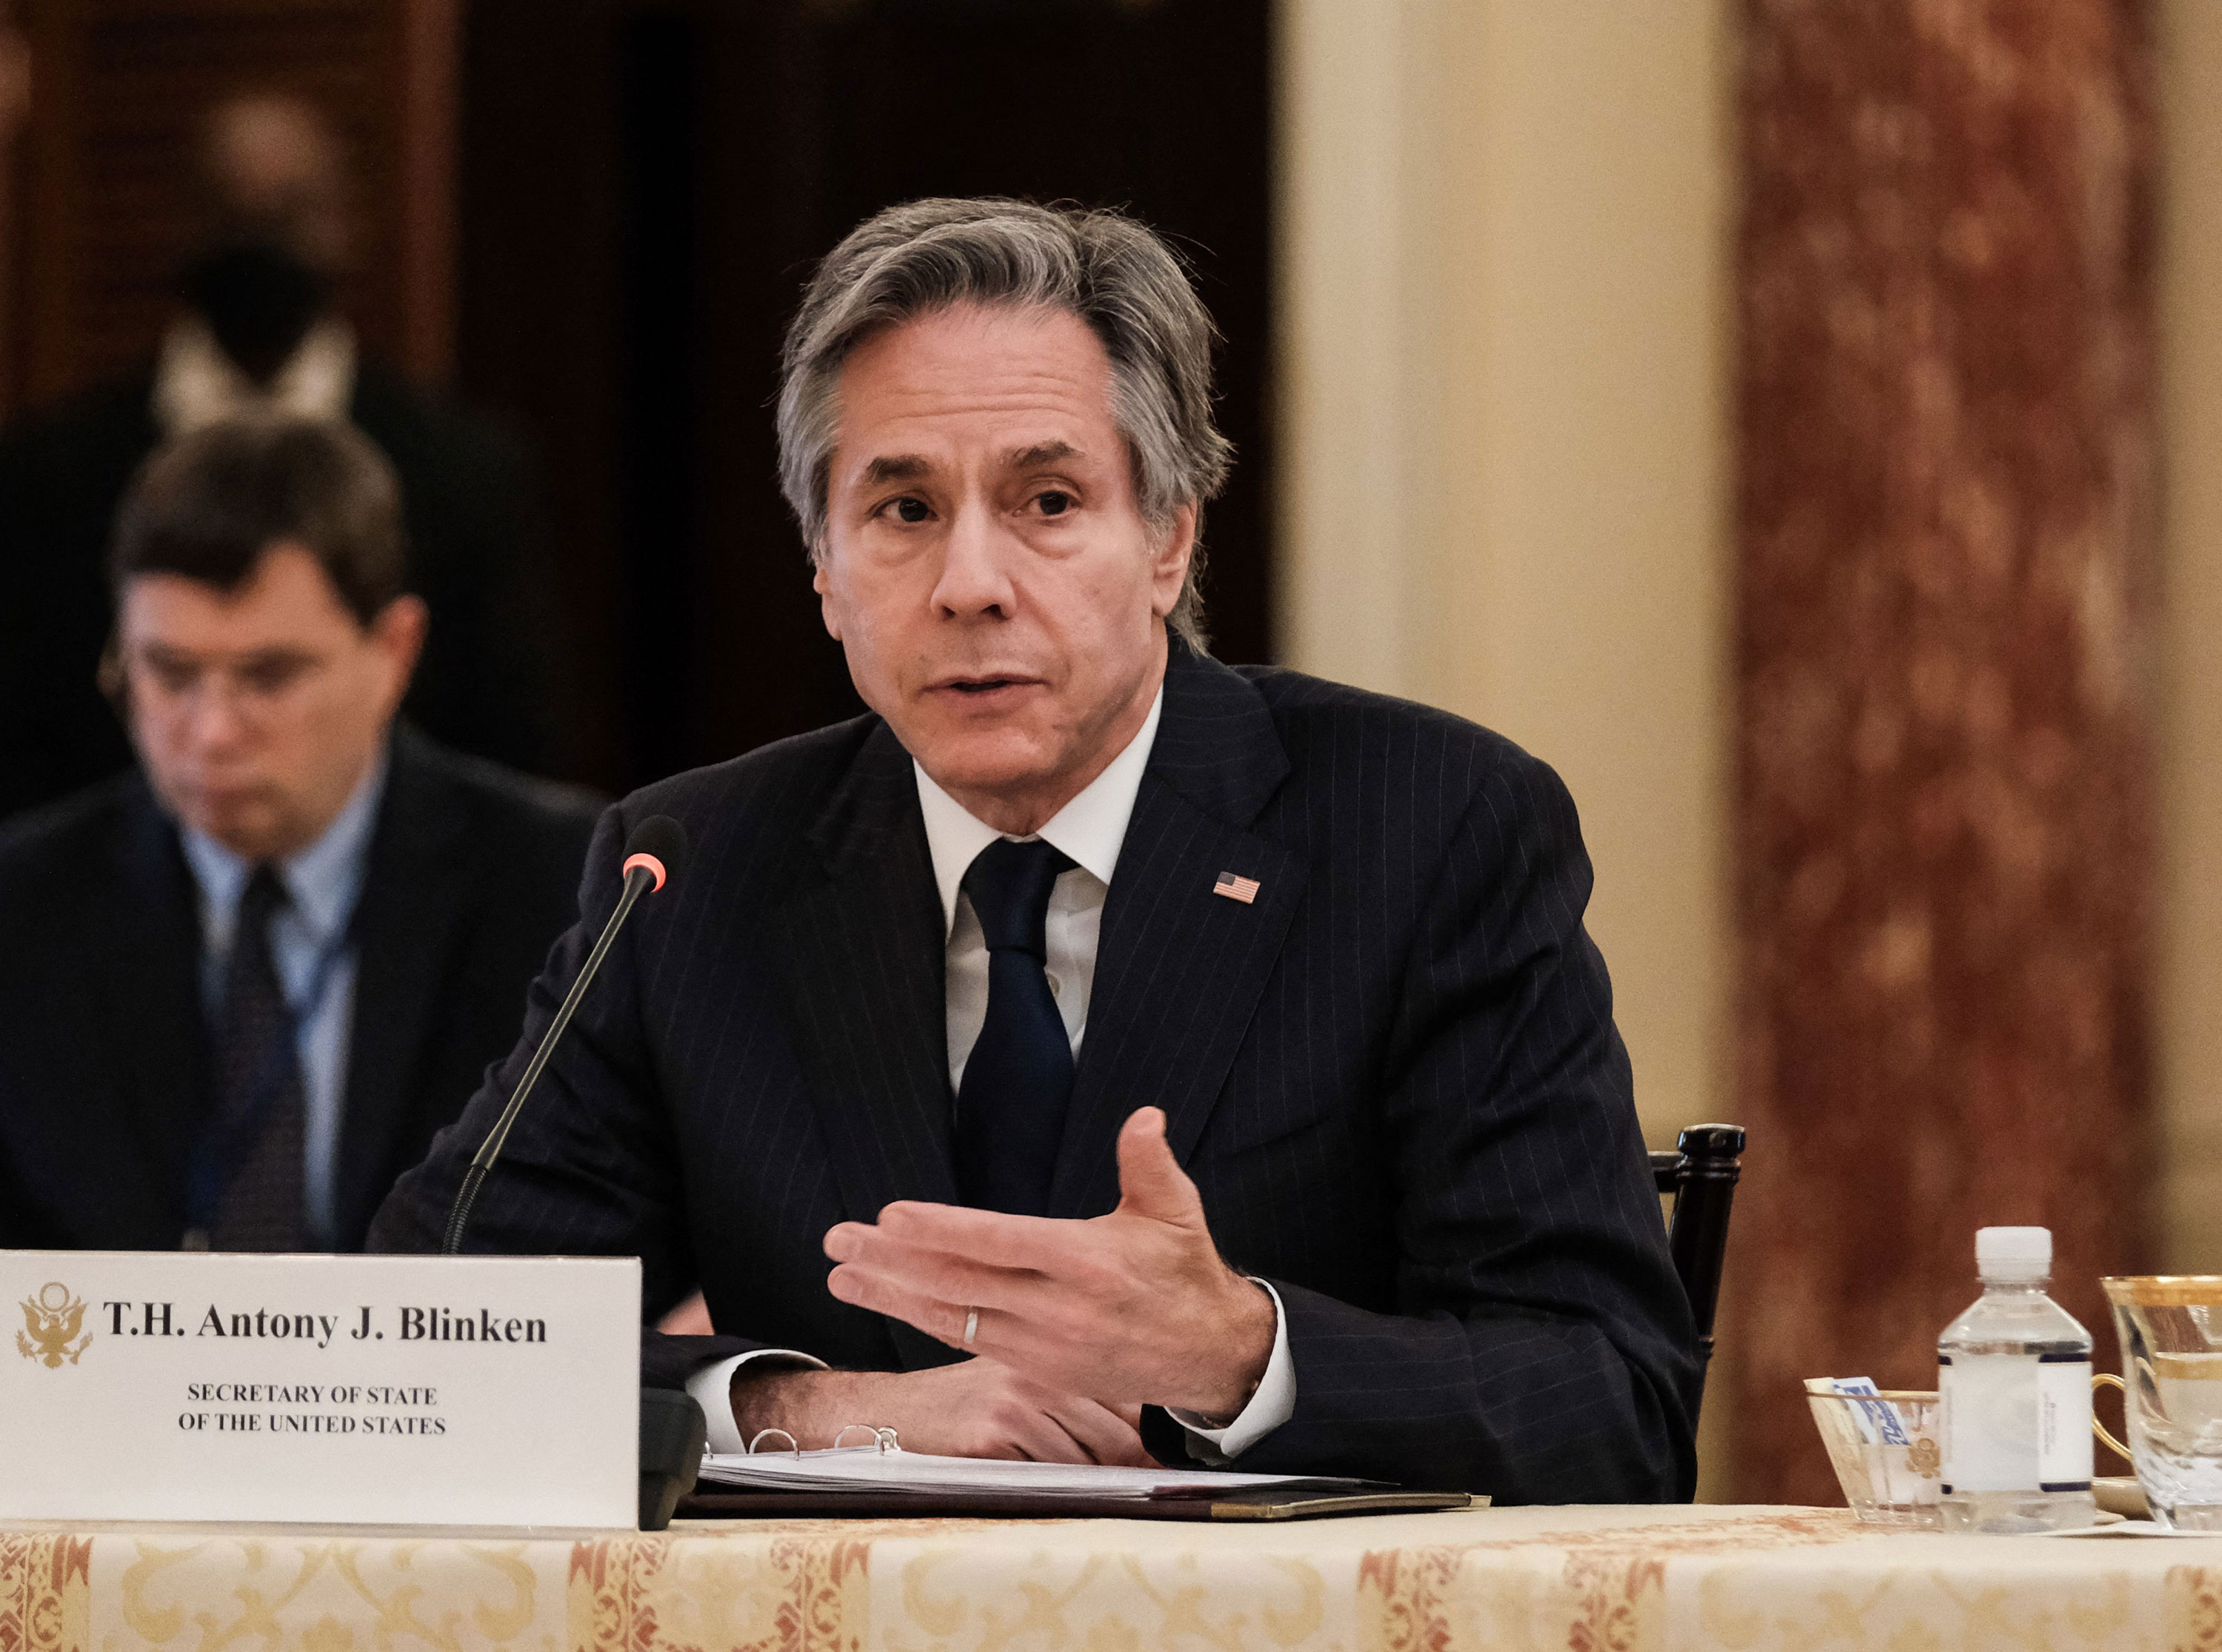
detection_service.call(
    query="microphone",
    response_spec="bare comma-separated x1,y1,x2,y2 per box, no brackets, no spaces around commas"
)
440,814,691,1256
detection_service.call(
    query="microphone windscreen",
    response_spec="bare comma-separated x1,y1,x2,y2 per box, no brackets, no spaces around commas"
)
622,815,692,892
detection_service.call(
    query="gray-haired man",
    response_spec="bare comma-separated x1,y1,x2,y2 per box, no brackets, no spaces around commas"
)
375,198,1700,1501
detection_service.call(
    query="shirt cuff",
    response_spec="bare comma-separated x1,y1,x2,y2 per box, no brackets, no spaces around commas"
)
1165,1278,1294,1463
684,1348,830,1456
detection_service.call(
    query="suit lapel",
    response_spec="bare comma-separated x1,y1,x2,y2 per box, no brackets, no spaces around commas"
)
1049,647,1301,1218
769,722,959,1370
102,786,212,1231
336,735,476,1243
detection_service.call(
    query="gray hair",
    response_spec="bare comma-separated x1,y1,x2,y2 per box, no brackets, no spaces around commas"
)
776,197,1234,650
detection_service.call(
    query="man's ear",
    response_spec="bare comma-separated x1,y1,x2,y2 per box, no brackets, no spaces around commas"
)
369,593,430,709
813,549,844,641
1149,502,1198,620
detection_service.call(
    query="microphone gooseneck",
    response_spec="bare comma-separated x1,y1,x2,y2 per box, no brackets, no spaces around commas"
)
440,814,692,1256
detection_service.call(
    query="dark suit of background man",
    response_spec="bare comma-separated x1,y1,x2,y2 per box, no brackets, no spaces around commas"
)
0,93,564,825
376,198,1701,1502
0,417,598,1253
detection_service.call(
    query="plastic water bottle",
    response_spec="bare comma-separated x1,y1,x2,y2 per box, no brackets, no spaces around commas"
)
1938,1225,2095,1532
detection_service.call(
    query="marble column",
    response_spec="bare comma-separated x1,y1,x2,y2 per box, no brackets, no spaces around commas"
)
1730,0,2157,1502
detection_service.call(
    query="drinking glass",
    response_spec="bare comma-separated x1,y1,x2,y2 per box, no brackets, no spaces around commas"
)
2100,1277,2222,1531
1803,1380,1944,1526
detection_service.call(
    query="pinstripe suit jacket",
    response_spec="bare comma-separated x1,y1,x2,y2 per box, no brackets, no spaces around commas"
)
371,641,1701,1502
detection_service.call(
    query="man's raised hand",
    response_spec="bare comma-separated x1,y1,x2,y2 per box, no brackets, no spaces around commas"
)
821,1107,1277,1418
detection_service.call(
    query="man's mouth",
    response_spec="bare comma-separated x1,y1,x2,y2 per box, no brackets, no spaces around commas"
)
934,675,1039,697
184,783,266,813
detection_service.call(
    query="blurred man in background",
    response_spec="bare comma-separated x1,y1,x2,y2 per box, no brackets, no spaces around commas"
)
0,92,566,823
0,416,597,1251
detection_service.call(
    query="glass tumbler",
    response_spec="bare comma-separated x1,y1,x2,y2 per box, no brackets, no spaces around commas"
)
2100,1277,2222,1531
1803,1380,1944,1526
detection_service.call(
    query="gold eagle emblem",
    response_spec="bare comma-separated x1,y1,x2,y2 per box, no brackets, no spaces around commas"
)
17,1282,92,1368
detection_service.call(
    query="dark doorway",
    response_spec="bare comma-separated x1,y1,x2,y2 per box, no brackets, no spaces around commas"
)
457,0,1276,793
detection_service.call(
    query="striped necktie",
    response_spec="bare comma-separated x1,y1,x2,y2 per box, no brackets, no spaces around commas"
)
208,864,308,1252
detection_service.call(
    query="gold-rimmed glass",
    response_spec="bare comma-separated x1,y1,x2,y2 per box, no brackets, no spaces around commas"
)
1803,1381,1944,1526
2101,1276,2222,1531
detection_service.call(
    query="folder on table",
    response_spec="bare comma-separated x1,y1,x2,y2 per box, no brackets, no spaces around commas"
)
677,1434,1478,1522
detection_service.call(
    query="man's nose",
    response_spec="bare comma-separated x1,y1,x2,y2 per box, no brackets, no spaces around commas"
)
182,679,253,752
931,501,1019,618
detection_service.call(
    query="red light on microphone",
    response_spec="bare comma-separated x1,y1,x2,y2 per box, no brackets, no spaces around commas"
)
618,815,688,897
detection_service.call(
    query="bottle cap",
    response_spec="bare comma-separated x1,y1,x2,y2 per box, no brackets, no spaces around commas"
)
1976,1225,2052,1280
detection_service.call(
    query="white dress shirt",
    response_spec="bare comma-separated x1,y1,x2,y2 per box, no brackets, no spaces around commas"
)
688,683,1297,1462
152,315,356,437
918,686,1159,1091
179,755,386,1249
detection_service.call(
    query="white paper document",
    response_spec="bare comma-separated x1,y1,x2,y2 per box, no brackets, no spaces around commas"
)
2028,1519,2222,1539
698,1443,1372,1500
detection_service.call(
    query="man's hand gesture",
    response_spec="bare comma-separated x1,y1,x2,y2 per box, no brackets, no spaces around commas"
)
823,1106,1276,1419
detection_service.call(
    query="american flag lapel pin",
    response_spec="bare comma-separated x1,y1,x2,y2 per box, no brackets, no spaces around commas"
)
1213,869,1261,905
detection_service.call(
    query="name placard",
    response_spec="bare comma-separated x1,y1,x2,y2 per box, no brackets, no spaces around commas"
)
0,1250,639,1528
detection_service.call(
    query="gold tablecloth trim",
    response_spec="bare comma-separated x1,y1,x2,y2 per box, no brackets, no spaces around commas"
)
1353,1508,1858,1652
0,1534,90,1652
9,1507,2222,1652
568,1531,873,1652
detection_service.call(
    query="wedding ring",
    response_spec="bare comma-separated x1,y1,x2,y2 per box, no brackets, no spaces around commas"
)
962,1307,980,1347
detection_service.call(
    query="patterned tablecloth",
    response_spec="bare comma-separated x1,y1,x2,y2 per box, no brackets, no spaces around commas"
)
7,1503,2222,1652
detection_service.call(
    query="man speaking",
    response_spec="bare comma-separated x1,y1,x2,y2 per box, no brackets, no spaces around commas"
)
375,198,1700,1501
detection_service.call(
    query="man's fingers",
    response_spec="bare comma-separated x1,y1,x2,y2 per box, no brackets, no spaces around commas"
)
1112,1106,1202,1225
824,1274,1110,1404
844,1202,1085,1270
824,1262,969,1343
823,1231,1050,1322
1045,1396,1154,1467
1004,1409,1098,1465
826,1266,1064,1374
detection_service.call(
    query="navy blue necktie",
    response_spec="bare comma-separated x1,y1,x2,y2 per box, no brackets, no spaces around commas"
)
209,866,308,1252
955,837,1078,1217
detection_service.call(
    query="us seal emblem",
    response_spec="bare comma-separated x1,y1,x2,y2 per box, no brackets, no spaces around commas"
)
17,1282,92,1368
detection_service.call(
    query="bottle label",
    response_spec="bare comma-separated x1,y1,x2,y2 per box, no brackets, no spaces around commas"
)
1941,1354,2092,1493
2038,1357,2095,1490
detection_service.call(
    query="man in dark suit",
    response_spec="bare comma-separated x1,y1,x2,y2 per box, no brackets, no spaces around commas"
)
0,416,598,1252
0,93,563,823
374,198,1699,1502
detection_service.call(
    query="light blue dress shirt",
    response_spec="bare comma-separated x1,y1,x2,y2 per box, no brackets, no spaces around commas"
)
179,755,387,1249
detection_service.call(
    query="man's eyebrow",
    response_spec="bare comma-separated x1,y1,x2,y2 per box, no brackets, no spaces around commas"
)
136,643,313,667
859,453,932,485
1007,441,1080,470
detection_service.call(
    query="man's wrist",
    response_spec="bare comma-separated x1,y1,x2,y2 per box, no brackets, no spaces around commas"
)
687,1350,829,1453
1186,1273,1278,1420
730,1363,873,1448
1170,1278,1295,1461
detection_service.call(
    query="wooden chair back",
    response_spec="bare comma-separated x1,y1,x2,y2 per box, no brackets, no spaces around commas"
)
1649,1123,1746,1402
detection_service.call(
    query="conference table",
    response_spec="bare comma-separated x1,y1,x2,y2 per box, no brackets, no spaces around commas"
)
4,1502,2216,1651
